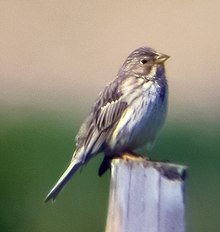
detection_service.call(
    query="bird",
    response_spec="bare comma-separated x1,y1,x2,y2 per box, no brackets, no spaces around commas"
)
45,47,169,202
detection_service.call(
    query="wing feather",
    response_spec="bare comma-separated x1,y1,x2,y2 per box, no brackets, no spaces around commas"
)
75,78,127,160
96,100,127,130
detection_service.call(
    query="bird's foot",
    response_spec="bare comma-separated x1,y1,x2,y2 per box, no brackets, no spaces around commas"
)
119,151,149,161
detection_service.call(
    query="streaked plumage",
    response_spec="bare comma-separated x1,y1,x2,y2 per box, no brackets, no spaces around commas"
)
45,47,169,202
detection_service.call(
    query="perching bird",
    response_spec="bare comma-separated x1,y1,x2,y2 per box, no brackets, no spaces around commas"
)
45,47,169,202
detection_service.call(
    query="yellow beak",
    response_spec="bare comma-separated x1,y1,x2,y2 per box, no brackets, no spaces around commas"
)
155,53,170,64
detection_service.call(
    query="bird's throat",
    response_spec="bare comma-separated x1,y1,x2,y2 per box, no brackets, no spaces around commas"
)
146,65,157,81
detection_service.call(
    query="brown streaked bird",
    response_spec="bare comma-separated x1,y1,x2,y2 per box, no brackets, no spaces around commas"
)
45,47,169,202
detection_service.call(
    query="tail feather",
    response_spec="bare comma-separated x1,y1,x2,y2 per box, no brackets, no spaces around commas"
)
45,159,82,202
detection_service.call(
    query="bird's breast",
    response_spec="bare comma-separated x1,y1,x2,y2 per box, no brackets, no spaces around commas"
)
108,79,167,152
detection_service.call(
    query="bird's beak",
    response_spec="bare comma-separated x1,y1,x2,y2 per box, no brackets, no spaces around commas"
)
155,53,170,64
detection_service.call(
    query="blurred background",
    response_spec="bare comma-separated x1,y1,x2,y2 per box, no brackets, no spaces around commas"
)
0,1,219,231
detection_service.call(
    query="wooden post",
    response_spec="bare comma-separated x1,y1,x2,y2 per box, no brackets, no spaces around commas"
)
105,153,187,232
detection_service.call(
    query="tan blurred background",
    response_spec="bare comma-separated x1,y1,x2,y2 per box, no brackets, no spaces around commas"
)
1,1,219,120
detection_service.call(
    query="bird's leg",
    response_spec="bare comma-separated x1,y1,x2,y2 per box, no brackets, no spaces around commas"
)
120,151,149,161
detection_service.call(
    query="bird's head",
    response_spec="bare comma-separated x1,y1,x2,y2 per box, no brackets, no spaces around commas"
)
121,47,170,80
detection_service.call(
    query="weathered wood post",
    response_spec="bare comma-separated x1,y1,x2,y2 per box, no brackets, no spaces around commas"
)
105,153,187,232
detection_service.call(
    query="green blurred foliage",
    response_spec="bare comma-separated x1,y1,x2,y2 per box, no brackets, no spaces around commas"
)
0,106,219,232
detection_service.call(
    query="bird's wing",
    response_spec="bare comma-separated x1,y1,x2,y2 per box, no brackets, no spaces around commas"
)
75,78,128,161
95,99,127,131
45,78,128,202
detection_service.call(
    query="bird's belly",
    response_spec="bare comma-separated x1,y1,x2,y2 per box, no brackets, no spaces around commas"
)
130,100,166,150
109,82,167,153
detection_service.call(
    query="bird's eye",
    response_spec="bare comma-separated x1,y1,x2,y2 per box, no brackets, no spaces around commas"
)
140,59,148,64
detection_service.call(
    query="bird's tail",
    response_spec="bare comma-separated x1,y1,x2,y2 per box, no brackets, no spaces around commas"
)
45,153,82,202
